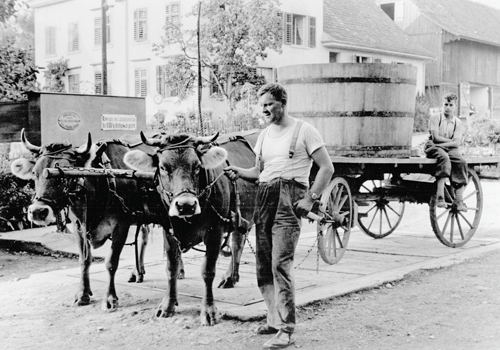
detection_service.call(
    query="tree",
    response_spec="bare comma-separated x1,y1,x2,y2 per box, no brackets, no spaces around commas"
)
42,58,69,92
0,0,19,25
154,0,282,109
0,39,38,102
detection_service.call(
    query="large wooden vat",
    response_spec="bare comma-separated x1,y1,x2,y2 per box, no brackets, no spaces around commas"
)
279,63,417,158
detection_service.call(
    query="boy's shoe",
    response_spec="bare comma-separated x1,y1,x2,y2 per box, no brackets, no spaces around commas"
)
456,200,468,212
262,330,294,349
255,324,279,335
436,196,446,208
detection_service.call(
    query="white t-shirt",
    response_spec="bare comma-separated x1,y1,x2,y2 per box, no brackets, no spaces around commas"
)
254,118,325,186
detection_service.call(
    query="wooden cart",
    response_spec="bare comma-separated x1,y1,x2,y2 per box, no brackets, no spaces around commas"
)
314,155,500,265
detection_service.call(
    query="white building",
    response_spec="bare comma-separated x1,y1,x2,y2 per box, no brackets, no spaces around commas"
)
27,0,433,123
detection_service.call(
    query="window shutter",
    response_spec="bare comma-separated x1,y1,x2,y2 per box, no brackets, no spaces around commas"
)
308,16,316,48
134,69,140,97
141,69,147,97
68,74,80,93
134,9,147,42
284,13,292,45
94,17,101,46
156,66,164,97
95,72,102,94
68,23,79,52
45,27,56,55
135,69,147,97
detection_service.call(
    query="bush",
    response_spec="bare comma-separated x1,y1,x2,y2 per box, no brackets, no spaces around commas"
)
413,93,430,132
0,170,35,232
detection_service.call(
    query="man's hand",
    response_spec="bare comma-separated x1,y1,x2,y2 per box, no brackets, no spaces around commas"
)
294,194,316,218
224,166,240,181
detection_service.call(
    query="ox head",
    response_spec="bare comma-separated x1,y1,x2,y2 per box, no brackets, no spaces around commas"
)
10,129,96,226
123,132,227,218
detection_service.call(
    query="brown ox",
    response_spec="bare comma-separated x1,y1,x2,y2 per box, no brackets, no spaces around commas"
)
123,131,258,325
10,130,170,310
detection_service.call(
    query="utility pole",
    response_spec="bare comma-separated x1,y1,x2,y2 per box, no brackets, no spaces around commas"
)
197,1,203,135
102,0,108,95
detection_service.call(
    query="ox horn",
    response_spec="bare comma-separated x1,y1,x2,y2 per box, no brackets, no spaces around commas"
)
21,128,41,154
196,132,220,145
76,133,92,154
140,131,161,146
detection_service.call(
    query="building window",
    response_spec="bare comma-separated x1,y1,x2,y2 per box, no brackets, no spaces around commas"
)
283,13,316,47
134,68,147,97
94,15,111,46
68,74,80,93
497,56,500,85
374,58,382,63
329,52,338,63
355,55,371,63
45,26,56,56
134,8,147,42
256,67,273,83
381,3,395,20
68,23,79,52
95,71,111,95
156,66,177,97
165,2,180,38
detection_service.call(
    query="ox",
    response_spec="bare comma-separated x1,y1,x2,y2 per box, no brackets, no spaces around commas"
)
123,131,258,325
10,130,170,310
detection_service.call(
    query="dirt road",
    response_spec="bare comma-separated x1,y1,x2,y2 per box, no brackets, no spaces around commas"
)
1,243,500,350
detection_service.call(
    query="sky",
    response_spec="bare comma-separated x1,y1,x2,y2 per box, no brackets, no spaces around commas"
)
469,0,500,8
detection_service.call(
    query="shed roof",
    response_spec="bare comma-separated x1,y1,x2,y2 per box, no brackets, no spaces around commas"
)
410,0,500,47
322,0,434,59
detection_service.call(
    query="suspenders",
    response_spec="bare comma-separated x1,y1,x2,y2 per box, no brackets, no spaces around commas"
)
438,113,457,139
255,120,304,171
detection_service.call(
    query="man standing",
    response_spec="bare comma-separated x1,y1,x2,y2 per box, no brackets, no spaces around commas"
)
224,83,334,349
425,93,468,210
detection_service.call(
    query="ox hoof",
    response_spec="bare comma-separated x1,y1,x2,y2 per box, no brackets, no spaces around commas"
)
155,301,177,318
102,297,119,311
200,306,220,326
218,277,235,289
74,291,92,306
128,273,144,283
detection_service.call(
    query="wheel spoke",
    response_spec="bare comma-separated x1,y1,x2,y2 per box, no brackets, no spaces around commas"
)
463,189,478,201
338,194,348,210
364,203,377,215
450,213,455,243
335,229,344,249
441,211,452,234
458,211,474,229
437,207,451,220
386,203,401,217
382,207,393,229
361,184,372,193
455,215,465,240
379,207,383,234
367,206,380,231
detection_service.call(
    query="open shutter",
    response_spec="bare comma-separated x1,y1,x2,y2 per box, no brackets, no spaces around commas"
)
156,66,164,97
490,86,500,119
284,13,292,45
308,16,316,48
134,9,147,41
95,72,102,94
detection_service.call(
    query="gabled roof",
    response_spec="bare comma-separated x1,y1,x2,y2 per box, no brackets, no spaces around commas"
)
410,0,500,47
322,0,434,59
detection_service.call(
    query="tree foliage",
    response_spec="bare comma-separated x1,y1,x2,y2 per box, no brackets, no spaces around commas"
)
42,58,69,92
154,0,282,108
0,39,38,102
0,0,19,24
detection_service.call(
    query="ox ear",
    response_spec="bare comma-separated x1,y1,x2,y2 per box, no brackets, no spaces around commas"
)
200,146,227,169
10,158,35,180
124,150,157,172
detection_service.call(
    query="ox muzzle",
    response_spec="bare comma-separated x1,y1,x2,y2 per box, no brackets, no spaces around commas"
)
168,188,202,218
28,202,57,226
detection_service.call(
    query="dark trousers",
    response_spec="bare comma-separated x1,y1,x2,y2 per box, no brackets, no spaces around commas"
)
425,145,468,186
253,178,307,334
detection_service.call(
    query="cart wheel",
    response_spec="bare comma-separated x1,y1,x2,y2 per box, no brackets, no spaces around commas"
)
429,168,483,247
357,178,405,239
317,177,353,265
